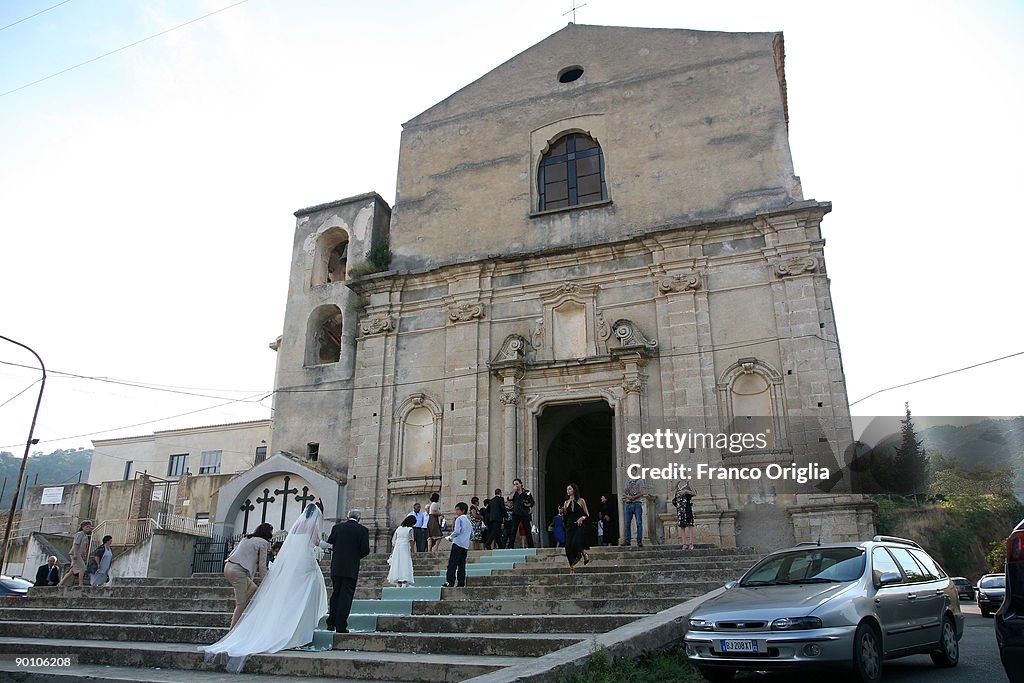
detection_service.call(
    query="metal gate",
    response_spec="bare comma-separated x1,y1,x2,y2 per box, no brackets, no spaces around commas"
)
190,533,241,574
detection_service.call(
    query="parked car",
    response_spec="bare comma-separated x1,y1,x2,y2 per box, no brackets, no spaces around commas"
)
951,576,974,602
995,516,1024,683
977,573,1006,617
684,536,963,683
0,575,31,598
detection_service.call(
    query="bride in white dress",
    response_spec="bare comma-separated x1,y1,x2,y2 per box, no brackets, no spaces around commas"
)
386,515,416,587
203,503,329,672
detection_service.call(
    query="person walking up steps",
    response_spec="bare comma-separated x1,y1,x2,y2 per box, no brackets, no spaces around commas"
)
443,502,472,588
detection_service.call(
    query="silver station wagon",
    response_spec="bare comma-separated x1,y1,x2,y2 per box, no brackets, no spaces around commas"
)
684,536,964,682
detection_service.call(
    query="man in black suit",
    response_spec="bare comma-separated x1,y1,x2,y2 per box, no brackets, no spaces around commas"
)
323,509,370,633
35,555,60,587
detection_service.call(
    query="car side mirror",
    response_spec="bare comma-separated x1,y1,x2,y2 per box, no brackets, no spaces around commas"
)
724,580,739,589
878,571,901,586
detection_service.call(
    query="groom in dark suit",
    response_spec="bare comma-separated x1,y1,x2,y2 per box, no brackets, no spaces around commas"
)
324,509,370,633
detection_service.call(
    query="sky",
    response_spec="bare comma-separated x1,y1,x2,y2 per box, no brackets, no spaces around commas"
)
1,0,1022,456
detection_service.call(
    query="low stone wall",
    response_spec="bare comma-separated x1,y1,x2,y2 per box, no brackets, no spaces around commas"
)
461,588,725,683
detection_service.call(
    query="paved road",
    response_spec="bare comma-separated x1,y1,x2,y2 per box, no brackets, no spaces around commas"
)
732,603,1007,682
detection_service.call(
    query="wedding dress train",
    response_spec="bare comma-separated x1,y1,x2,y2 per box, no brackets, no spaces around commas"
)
203,504,329,673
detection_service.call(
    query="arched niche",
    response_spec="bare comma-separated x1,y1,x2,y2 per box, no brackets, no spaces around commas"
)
717,357,787,451
311,227,350,286
305,304,343,365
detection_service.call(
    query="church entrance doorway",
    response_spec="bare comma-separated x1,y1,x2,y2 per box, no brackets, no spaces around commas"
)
536,400,615,547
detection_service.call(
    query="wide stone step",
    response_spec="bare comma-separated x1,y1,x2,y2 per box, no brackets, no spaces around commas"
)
0,662,386,683
0,620,226,644
0,607,229,627
410,596,689,615
375,613,641,634
422,569,744,587
5,596,235,612
433,582,715,600
0,637,522,681
332,631,587,657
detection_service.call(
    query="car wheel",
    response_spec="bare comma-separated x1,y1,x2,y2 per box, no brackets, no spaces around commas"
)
696,666,736,682
930,615,959,667
852,622,882,683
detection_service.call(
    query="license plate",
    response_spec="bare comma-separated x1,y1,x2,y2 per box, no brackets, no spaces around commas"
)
720,639,759,653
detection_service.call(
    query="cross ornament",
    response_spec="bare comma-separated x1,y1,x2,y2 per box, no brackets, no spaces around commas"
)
275,476,299,530
239,499,255,535
295,486,316,513
256,488,275,524
562,1,587,23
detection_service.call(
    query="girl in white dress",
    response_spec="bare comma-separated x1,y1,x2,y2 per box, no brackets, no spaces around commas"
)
203,504,329,673
386,515,417,587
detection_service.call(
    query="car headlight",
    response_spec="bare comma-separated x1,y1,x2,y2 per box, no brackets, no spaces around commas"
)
770,617,823,631
688,618,714,631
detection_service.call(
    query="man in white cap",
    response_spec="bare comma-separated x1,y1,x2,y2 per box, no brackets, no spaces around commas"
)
322,509,370,633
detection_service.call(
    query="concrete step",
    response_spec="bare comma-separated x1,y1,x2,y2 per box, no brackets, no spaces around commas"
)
0,662,388,683
0,637,526,681
375,613,641,634
433,582,715,600
4,597,236,612
0,620,226,644
410,596,691,615
331,632,587,657
0,607,229,627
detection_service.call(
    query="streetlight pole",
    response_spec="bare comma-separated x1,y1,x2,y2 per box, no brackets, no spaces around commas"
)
0,335,46,572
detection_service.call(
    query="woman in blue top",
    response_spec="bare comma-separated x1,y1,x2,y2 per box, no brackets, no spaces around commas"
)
550,506,566,547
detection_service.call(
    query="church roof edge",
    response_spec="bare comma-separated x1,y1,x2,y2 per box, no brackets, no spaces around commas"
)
402,23,784,129
293,191,391,218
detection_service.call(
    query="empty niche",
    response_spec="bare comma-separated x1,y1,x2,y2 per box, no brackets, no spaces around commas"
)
552,300,588,359
312,228,349,286
306,305,343,365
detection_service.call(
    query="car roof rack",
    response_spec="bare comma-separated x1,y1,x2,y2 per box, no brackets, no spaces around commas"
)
872,535,922,549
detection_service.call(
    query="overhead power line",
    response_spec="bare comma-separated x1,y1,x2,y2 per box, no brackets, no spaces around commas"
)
0,0,250,98
0,391,271,449
849,350,1024,407
0,0,73,33
0,359,267,400
0,380,41,410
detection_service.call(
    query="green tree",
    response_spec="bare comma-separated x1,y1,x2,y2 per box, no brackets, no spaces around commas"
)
988,539,1007,573
892,403,929,495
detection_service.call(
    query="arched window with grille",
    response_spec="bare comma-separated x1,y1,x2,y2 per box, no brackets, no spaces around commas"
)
537,132,607,211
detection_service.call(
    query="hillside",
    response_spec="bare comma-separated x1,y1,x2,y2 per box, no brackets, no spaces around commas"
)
874,494,1023,580
0,448,93,510
919,417,1024,500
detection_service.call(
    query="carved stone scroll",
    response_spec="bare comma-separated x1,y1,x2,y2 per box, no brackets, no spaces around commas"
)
447,301,486,324
359,313,394,336
659,272,702,293
492,334,527,364
774,256,818,278
611,319,659,349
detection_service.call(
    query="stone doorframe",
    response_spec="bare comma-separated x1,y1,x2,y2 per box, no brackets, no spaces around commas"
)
514,350,650,543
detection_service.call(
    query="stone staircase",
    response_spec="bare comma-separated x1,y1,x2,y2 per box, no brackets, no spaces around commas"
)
0,544,760,682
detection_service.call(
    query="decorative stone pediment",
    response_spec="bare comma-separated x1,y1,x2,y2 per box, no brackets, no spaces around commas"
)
611,319,658,350
359,312,394,336
658,272,702,293
446,301,486,324
535,281,604,361
774,256,818,278
492,334,528,364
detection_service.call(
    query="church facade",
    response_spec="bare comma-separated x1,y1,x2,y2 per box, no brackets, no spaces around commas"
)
254,24,873,548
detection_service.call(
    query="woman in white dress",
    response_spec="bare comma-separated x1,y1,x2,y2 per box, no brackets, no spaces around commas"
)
203,503,329,673
386,514,416,587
